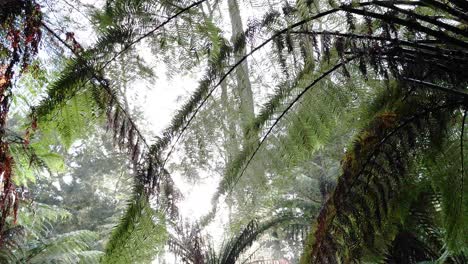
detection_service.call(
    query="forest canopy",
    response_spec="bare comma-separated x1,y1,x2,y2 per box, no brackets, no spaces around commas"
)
0,0,467,263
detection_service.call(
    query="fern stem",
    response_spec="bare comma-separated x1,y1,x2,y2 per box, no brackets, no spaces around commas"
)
228,56,358,193
41,22,151,153
343,6,467,47
420,0,468,21
402,78,468,99
373,1,468,38
460,109,467,216
98,0,208,72
291,30,468,58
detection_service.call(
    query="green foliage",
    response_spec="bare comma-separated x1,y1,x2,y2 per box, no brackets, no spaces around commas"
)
23,230,102,264
0,203,102,264
102,193,167,264
4,0,467,263
301,90,466,263
34,58,94,120
422,128,468,254
19,203,72,240
170,215,294,264
36,89,102,149
215,216,293,264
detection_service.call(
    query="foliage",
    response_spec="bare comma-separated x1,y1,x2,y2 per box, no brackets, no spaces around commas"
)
102,192,167,264
169,215,294,264
1,0,468,263
0,0,42,242
0,202,102,263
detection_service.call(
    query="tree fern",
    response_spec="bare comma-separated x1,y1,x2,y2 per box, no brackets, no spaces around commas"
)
1,0,43,241
301,89,465,263
35,3,215,260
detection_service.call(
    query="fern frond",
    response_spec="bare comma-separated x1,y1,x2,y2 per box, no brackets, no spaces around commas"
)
421,120,468,254
33,58,93,120
302,91,464,263
218,216,294,264
23,230,99,264
0,201,101,263
102,192,167,264
169,215,294,264
220,56,356,196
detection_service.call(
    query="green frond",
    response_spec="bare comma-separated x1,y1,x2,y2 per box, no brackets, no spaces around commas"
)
36,89,101,149
170,215,295,264
23,230,100,264
102,192,167,264
6,1,466,263
219,56,370,196
0,204,101,264
77,250,105,264
420,121,468,254
217,215,294,264
154,41,232,154
9,143,51,187
18,202,72,240
33,58,94,120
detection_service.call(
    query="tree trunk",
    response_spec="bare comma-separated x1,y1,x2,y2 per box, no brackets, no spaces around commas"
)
227,0,266,222
228,0,256,138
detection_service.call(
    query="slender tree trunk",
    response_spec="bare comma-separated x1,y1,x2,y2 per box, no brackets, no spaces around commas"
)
221,79,240,159
227,0,266,222
228,0,256,137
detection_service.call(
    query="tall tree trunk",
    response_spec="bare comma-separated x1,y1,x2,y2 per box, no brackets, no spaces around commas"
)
227,0,266,223
228,0,255,138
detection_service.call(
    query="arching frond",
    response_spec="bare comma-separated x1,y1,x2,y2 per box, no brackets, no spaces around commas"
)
302,90,464,263
169,215,294,264
217,216,293,264
22,230,100,264
101,192,167,264
0,203,102,264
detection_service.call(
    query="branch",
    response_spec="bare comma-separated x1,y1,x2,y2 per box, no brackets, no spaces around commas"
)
420,0,468,22
374,1,468,38
396,46,468,63
291,30,468,58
